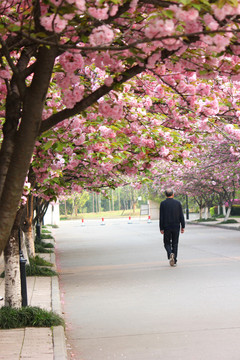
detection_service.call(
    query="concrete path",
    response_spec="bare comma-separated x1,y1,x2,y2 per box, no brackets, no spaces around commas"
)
55,219,240,360
0,252,67,360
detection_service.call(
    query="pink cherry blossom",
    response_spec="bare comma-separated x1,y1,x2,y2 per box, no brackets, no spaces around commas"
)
40,14,67,33
104,76,113,86
159,146,169,157
145,19,174,39
74,0,86,12
74,133,85,145
110,5,118,17
89,25,114,46
0,69,11,80
88,5,109,20
59,51,84,73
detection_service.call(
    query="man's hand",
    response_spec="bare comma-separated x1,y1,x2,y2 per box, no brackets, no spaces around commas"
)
160,230,164,234
181,228,185,234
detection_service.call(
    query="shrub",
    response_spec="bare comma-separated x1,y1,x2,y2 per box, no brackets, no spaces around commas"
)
1,258,57,277
209,205,240,216
211,206,222,216
195,218,216,222
40,233,54,239
35,243,53,253
0,306,64,329
42,229,51,234
35,239,54,254
26,264,57,276
210,207,215,217
43,242,54,248
26,258,57,276
30,255,53,267
230,205,240,216
219,219,239,224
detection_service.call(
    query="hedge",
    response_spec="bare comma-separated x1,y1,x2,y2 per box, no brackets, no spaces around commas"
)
211,205,240,216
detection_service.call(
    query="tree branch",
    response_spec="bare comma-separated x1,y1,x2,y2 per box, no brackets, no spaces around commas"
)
39,64,144,134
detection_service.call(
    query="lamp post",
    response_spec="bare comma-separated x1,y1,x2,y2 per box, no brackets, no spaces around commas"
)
186,194,189,220
18,229,28,307
35,196,41,242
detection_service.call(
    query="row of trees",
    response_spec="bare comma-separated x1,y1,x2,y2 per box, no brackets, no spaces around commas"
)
152,138,240,221
1,0,240,307
59,186,149,216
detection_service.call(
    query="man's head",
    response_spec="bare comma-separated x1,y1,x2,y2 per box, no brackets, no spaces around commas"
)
165,188,174,198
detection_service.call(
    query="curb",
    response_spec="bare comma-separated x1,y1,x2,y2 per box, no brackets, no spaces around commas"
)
187,221,240,231
53,326,68,360
51,257,68,359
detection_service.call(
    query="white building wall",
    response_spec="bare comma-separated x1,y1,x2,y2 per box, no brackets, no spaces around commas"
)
148,200,160,220
44,201,60,226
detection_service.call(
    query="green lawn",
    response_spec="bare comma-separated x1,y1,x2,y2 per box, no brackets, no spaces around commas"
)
60,209,142,220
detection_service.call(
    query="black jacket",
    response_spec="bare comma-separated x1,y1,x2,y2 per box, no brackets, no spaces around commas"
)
160,198,185,231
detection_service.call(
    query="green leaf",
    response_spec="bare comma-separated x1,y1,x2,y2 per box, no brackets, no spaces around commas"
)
192,4,201,10
7,24,21,32
179,0,193,5
81,34,88,43
35,32,48,38
199,0,212,6
43,141,53,151
55,142,64,152
162,10,174,18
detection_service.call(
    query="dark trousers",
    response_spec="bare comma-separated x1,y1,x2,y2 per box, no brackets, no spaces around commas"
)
163,229,180,263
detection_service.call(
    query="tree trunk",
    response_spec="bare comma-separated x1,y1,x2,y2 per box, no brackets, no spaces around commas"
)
118,189,120,210
20,230,29,265
111,189,114,211
96,194,99,213
132,202,136,214
22,194,35,258
24,227,35,258
222,205,226,216
204,207,208,220
65,200,67,216
4,232,21,308
224,206,231,222
4,206,26,307
0,45,58,254
98,193,101,212
92,193,95,213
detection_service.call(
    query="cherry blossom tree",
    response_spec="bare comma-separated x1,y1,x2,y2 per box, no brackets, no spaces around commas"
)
151,138,240,220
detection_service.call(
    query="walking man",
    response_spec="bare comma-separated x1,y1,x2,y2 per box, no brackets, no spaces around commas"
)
160,188,185,266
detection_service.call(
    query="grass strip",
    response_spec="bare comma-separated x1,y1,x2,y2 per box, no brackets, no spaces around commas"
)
0,306,64,329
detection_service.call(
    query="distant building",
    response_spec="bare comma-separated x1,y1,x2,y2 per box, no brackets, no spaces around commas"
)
44,201,60,226
148,200,159,220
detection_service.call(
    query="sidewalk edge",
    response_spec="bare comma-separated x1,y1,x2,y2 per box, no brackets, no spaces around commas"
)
51,265,67,359
53,325,67,360
187,221,240,231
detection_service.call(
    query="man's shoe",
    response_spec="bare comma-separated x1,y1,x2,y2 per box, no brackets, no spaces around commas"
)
169,253,175,267
0,296,3,301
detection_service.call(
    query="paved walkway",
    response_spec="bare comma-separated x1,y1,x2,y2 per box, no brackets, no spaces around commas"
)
0,217,239,360
0,252,67,360
56,216,240,359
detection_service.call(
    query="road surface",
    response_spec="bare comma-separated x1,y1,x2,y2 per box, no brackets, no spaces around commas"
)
54,218,240,360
